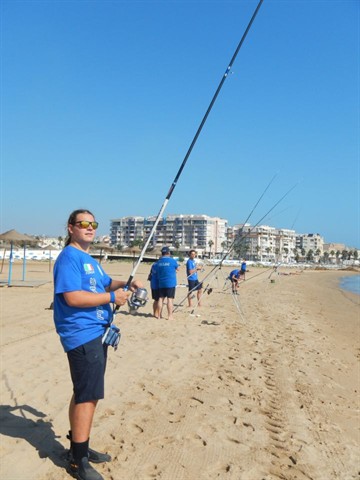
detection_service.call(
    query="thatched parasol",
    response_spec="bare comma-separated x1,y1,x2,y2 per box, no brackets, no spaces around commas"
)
146,247,163,258
122,245,142,266
123,245,142,254
91,242,113,264
0,229,37,285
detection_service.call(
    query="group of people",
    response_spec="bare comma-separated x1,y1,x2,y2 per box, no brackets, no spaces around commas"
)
148,247,203,320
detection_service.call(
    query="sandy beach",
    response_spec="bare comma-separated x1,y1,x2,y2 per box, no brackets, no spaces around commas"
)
0,261,359,480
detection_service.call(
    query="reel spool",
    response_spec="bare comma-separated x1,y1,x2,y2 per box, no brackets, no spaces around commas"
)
128,287,148,312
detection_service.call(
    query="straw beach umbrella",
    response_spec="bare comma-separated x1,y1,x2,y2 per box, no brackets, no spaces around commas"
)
0,229,36,285
90,242,113,264
123,245,142,266
146,247,163,258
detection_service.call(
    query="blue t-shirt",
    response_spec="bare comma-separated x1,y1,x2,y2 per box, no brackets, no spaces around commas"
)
241,262,247,272
186,258,198,281
229,269,240,280
53,246,112,352
157,256,179,288
149,262,159,290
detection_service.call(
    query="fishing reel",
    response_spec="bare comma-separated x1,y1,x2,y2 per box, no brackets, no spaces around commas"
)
102,324,121,350
128,287,148,312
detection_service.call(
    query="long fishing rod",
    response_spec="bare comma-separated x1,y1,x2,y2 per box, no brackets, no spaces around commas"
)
181,174,279,311
174,180,298,312
185,181,299,316
177,168,276,303
121,0,264,308
241,173,277,228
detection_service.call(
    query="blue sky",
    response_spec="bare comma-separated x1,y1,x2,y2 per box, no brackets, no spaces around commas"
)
1,0,359,247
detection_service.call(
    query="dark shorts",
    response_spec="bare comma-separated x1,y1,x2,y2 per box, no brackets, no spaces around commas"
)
188,279,202,292
151,288,160,301
159,287,176,299
67,335,108,404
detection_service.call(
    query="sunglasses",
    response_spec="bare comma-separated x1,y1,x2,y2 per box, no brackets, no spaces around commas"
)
73,221,99,230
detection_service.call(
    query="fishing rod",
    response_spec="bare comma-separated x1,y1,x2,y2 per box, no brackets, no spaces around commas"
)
173,173,278,312
120,0,264,312
174,180,298,312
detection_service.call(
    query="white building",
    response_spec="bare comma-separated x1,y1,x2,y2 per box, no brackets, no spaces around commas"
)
110,214,228,254
296,233,324,256
231,224,296,262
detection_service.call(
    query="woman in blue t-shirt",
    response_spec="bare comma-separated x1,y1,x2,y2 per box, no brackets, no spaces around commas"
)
53,209,143,480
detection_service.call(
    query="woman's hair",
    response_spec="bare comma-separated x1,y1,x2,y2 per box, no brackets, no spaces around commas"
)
64,209,94,247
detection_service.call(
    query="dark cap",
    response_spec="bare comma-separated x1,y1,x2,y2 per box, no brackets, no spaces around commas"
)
161,246,170,254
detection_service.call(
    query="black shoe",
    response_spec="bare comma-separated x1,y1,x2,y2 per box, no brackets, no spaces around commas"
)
88,447,111,464
67,448,111,464
67,433,111,464
68,457,104,480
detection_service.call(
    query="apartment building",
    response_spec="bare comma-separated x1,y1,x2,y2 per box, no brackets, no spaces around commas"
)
110,216,146,247
233,224,296,262
296,233,324,255
110,214,228,253
110,215,326,262
323,242,345,253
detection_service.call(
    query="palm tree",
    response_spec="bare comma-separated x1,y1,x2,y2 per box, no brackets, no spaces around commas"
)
335,250,341,264
208,239,214,258
130,238,143,248
306,249,314,262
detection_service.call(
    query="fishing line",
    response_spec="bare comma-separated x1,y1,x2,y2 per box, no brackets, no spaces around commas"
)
291,207,302,230
117,0,264,307
188,268,222,315
242,173,277,227
218,268,245,321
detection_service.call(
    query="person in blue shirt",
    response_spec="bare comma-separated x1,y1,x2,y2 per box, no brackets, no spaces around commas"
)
240,260,247,280
148,261,159,317
156,246,179,320
229,268,241,294
53,209,143,480
186,249,203,307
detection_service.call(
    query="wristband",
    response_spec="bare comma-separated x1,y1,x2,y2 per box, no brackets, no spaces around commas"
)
110,291,115,303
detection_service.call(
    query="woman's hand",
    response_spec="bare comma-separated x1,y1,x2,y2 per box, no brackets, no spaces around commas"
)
130,279,144,292
113,288,131,306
